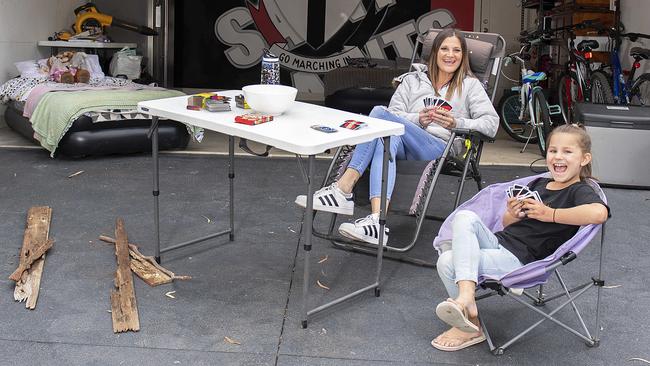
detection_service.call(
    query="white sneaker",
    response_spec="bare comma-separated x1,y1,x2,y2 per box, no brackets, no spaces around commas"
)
295,182,354,215
338,213,389,246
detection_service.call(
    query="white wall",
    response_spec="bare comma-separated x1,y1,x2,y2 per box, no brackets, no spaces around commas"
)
0,0,84,124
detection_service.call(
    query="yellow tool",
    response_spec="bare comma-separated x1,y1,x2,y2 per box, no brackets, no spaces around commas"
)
72,3,157,36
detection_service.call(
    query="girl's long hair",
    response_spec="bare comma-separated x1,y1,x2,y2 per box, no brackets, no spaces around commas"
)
427,28,474,100
547,124,593,181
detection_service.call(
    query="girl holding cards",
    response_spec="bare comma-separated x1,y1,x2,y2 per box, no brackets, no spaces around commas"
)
295,28,498,246
431,124,609,351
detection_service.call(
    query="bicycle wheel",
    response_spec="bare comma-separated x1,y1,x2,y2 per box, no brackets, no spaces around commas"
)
590,71,614,104
497,91,538,143
532,90,552,156
630,73,650,106
557,73,579,124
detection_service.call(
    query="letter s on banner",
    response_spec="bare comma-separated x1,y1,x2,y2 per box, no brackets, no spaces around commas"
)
215,7,266,69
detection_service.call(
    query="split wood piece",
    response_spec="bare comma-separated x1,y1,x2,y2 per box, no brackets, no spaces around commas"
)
13,206,53,310
9,235,54,282
110,218,140,333
99,235,191,286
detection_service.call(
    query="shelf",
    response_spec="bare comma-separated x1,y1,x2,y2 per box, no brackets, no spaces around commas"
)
38,41,136,49
522,0,556,10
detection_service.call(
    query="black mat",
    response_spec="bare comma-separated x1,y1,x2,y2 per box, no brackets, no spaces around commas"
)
0,148,648,366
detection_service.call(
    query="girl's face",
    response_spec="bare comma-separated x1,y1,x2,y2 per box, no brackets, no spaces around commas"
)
546,132,591,187
436,36,463,76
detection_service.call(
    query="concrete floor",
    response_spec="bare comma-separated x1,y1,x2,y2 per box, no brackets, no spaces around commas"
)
0,149,647,366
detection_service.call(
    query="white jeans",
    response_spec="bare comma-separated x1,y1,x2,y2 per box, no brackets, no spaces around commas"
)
437,210,523,298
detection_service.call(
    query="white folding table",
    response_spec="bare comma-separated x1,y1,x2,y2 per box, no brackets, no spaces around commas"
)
137,91,404,327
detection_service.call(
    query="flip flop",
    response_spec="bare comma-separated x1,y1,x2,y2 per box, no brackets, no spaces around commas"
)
435,299,479,333
431,332,486,352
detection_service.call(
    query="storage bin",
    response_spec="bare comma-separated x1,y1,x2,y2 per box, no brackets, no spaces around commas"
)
575,103,650,188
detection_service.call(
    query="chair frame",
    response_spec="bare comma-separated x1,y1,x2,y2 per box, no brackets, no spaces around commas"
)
312,29,506,266
477,225,606,355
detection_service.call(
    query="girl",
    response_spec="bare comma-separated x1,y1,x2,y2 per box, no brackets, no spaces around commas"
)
296,28,499,245
431,124,609,352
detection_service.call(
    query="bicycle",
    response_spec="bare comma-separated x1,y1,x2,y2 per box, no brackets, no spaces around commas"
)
587,21,650,106
498,40,560,155
554,21,608,124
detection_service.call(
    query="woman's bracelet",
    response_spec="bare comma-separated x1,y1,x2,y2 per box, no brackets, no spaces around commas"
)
552,208,557,223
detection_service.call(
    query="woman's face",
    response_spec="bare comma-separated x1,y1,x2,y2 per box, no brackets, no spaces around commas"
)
436,36,463,76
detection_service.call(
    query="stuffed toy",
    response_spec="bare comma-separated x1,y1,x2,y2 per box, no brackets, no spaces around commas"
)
46,51,91,84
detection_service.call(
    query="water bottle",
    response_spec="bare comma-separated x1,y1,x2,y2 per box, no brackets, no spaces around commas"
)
260,49,280,85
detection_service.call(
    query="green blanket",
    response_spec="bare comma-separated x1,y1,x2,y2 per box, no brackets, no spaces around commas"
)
29,89,190,156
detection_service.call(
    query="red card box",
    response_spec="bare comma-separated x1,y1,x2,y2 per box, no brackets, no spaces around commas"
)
234,114,274,125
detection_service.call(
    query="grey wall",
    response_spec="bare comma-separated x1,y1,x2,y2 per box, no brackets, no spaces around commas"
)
93,0,150,56
620,0,650,73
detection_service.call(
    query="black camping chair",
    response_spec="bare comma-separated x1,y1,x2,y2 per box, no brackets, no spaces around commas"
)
312,29,506,266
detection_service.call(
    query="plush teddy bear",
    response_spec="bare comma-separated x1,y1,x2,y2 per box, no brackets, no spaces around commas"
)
46,51,90,84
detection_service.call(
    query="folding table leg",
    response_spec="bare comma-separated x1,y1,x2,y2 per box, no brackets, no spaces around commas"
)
148,116,161,263
302,137,389,326
301,155,316,328
228,135,235,241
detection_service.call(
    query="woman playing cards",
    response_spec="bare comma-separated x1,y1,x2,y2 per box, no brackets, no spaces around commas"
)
295,28,498,246
431,124,609,351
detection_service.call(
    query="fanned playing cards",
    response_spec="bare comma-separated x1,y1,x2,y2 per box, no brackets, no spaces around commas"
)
423,97,453,111
505,184,542,202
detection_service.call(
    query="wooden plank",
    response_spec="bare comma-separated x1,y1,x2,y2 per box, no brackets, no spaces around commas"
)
13,206,52,310
98,235,191,287
9,237,53,282
25,258,45,310
110,218,140,333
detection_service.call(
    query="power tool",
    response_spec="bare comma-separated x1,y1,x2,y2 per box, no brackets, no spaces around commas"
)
52,2,158,40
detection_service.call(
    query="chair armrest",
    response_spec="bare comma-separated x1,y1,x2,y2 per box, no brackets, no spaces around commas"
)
451,128,495,142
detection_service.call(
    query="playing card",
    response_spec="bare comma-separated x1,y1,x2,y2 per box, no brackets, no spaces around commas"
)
516,191,535,201
340,120,367,130
437,100,453,111
510,184,527,196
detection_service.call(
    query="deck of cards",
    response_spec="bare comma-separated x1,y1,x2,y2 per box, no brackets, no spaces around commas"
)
234,113,273,125
186,93,232,112
506,184,542,202
423,97,453,111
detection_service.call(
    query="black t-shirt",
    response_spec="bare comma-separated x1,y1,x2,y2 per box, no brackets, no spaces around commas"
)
495,178,607,264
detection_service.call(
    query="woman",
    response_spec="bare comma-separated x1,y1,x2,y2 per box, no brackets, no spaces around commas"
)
296,28,499,245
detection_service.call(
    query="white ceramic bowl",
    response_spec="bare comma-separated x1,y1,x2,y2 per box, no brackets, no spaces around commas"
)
242,84,298,116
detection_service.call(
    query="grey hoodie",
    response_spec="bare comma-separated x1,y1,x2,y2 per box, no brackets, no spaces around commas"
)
387,63,499,143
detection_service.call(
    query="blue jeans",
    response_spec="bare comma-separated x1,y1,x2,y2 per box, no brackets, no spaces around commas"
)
437,210,523,299
347,106,446,200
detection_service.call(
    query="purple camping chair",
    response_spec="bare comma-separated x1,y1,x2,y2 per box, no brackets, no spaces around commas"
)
433,173,608,355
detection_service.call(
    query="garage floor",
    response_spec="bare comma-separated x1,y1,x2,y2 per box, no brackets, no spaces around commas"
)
0,149,647,365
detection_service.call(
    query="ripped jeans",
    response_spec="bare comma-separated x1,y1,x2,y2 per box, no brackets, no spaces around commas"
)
436,210,523,299
346,106,446,200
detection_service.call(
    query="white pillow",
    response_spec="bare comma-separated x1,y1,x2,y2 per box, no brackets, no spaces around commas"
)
14,60,47,78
